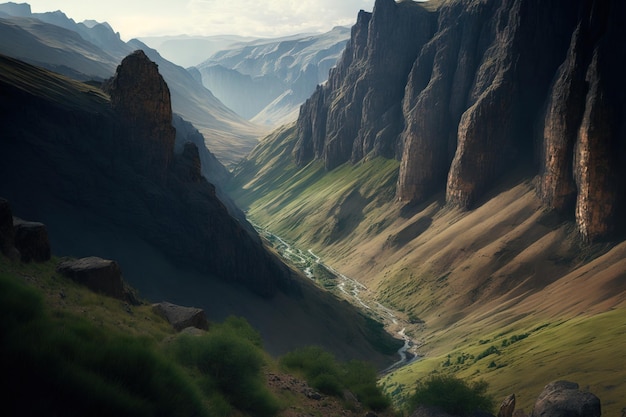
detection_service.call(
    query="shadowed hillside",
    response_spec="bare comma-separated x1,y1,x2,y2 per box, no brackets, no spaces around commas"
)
0,3,266,167
0,53,401,366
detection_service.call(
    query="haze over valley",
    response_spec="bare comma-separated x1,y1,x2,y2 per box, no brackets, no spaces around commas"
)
1,1,625,416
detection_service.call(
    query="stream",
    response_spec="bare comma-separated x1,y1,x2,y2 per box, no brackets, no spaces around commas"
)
251,222,421,373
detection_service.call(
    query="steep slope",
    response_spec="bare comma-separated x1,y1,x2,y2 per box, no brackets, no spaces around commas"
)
294,0,626,242
230,0,626,408
0,3,265,167
229,122,626,415
0,53,400,365
196,27,350,126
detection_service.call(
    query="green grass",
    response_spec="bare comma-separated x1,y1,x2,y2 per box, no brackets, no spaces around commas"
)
279,346,391,411
380,311,626,415
0,256,280,417
228,123,399,257
228,122,626,416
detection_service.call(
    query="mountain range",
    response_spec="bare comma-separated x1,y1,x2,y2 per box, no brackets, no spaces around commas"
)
0,2,264,168
195,27,350,126
229,0,626,413
0,5,400,366
2,0,626,415
138,34,258,68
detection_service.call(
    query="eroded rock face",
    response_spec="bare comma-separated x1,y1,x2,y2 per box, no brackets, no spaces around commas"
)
294,0,435,169
57,257,137,303
530,381,600,417
294,0,625,241
152,301,209,332
106,50,176,174
0,198,18,260
13,218,51,263
540,0,626,242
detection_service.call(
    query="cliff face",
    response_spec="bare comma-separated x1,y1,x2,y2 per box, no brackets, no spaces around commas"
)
105,50,176,174
293,0,626,241
0,52,289,297
295,0,435,169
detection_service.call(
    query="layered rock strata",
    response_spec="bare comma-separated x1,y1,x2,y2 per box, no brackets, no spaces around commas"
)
293,0,626,241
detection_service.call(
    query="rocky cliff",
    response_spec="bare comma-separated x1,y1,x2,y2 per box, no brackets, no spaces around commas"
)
294,0,626,242
105,50,176,174
0,51,288,297
196,27,350,126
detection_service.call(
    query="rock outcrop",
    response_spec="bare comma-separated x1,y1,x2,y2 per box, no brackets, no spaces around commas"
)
13,218,51,263
105,50,176,175
1,199,51,262
529,381,601,417
497,394,515,417
0,52,290,298
0,198,19,260
152,301,209,332
57,257,138,304
293,0,626,241
295,0,435,169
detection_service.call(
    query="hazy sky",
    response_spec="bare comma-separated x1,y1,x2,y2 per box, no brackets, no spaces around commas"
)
25,0,378,40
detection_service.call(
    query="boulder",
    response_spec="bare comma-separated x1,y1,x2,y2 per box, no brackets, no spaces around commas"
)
152,301,209,332
0,198,19,260
498,394,516,417
57,257,137,303
530,380,600,417
13,217,51,262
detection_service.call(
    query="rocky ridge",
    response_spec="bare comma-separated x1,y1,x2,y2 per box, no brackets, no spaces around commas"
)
0,51,288,297
294,0,626,242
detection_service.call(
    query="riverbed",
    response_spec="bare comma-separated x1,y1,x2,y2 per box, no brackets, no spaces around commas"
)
251,221,422,372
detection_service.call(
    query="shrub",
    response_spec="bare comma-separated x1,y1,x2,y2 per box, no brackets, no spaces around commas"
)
0,274,209,417
167,321,278,417
409,374,494,416
280,346,391,411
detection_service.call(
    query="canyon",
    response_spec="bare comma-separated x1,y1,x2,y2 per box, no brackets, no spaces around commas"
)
294,0,625,242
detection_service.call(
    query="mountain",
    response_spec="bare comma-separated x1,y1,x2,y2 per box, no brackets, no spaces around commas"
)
0,2,265,168
196,27,351,126
229,0,626,413
139,34,258,68
294,0,625,243
0,52,400,365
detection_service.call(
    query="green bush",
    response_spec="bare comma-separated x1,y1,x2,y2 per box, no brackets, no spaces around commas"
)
0,274,209,417
167,319,279,417
279,346,390,411
409,374,494,416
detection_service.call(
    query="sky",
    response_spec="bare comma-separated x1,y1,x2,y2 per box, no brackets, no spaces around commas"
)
25,0,378,40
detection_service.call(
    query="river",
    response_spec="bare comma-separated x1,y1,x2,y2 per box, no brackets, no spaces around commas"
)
251,221,421,372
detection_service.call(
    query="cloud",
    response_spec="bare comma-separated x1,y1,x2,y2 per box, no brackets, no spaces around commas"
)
26,0,378,39
185,0,376,37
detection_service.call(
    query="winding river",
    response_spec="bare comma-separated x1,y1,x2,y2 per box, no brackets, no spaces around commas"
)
251,222,421,372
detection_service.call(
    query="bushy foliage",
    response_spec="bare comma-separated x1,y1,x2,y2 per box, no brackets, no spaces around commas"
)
408,374,494,416
167,317,279,417
0,274,208,417
280,346,390,411
0,272,279,417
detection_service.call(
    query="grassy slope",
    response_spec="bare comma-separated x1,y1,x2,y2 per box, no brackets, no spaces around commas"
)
228,124,626,415
0,255,398,417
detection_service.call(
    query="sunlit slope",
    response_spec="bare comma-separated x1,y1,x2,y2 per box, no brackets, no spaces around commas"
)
229,123,626,414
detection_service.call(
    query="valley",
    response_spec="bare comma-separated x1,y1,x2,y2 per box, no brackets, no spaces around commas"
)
251,221,422,373
229,122,626,414
1,0,626,416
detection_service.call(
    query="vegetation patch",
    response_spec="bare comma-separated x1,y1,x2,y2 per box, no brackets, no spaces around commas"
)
279,346,391,411
408,374,494,416
0,258,279,417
